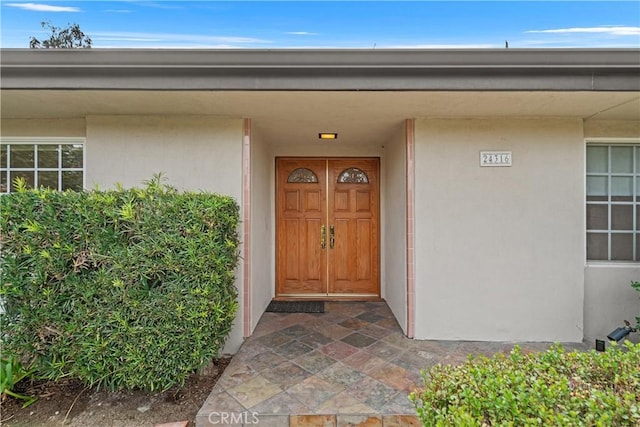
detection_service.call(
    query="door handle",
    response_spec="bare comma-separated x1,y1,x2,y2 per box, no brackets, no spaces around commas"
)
321,225,326,249
329,225,335,249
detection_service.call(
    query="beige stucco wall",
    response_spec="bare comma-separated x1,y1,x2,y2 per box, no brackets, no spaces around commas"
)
583,120,640,343
250,125,275,332
1,118,86,137
8,114,638,347
85,116,242,194
584,119,640,139
383,127,408,333
414,118,585,342
270,144,383,158
584,266,639,343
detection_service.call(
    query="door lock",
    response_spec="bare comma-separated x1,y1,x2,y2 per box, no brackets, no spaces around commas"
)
321,225,326,249
329,225,335,249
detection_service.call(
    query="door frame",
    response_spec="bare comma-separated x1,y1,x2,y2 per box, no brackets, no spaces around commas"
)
275,156,381,300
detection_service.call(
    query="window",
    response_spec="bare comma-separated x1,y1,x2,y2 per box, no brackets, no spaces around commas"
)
0,138,84,193
287,168,318,183
337,167,369,183
586,143,639,261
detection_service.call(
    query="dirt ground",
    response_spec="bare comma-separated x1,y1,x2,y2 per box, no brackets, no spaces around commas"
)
0,357,231,427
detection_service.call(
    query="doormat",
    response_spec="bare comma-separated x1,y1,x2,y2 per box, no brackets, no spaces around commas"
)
265,301,325,313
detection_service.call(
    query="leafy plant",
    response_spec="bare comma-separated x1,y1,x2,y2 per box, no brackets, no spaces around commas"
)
0,176,239,391
410,342,640,426
1,356,37,408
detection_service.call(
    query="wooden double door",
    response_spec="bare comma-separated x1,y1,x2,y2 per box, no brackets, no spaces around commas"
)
276,158,380,298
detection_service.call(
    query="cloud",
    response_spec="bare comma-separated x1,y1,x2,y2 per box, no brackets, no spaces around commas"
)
527,26,640,36
91,31,271,47
519,25,640,48
285,32,319,36
119,1,183,10
5,2,80,12
387,43,497,49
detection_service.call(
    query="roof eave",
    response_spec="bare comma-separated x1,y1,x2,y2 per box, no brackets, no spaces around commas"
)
1,48,639,91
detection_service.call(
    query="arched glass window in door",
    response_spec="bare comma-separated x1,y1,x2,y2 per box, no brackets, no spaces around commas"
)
337,167,369,183
287,168,318,183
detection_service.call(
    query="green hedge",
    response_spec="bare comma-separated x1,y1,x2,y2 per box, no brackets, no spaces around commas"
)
410,342,640,426
0,177,239,391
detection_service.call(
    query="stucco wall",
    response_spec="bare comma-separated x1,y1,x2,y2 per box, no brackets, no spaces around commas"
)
583,120,640,343
414,118,585,342
250,125,274,332
85,115,242,194
9,114,638,347
1,118,86,137
383,127,408,333
85,115,245,353
584,119,640,139
584,266,639,343
270,144,383,158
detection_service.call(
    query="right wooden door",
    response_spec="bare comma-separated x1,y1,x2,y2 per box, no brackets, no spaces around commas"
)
326,158,379,295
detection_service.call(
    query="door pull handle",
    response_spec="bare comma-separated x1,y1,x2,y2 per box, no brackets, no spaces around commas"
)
329,225,335,249
321,225,326,249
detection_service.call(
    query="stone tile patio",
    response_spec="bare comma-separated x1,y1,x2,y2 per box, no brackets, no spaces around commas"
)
196,302,587,426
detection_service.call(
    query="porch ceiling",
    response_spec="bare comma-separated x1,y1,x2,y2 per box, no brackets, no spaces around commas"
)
2,90,639,146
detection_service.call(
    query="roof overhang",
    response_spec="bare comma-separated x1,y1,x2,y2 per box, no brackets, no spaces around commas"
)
2,49,638,146
2,48,640,91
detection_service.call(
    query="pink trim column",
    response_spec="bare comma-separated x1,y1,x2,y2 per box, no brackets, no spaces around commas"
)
406,119,415,339
242,119,252,338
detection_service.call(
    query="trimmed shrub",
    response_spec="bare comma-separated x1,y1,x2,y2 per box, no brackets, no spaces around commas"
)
0,177,239,391
410,342,640,426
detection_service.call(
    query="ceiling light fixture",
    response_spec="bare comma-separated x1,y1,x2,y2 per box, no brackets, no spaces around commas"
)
319,133,338,140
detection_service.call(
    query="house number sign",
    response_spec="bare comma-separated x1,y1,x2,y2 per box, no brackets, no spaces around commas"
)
480,151,512,167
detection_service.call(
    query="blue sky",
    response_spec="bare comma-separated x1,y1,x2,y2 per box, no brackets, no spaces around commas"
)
1,1,639,49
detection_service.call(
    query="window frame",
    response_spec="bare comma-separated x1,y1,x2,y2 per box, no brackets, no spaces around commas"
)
0,137,86,193
585,138,640,265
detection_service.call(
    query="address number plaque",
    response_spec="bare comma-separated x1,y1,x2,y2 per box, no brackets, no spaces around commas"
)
480,151,512,167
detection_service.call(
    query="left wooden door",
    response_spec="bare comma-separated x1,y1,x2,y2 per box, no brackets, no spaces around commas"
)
276,158,327,295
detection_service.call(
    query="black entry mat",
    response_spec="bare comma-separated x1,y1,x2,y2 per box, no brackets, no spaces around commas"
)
266,301,324,313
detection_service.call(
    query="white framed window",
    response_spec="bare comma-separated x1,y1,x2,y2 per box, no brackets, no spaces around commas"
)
586,141,640,262
0,137,85,193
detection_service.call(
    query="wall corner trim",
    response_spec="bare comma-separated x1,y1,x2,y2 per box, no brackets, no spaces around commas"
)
406,118,416,339
242,118,252,338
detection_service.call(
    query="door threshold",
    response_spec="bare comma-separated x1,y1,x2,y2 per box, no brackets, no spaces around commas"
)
274,294,382,302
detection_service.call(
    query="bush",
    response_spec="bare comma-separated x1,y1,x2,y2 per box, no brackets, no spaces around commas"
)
0,177,239,391
410,342,640,426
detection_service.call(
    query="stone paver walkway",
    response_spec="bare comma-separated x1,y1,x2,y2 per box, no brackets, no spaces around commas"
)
196,301,586,426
